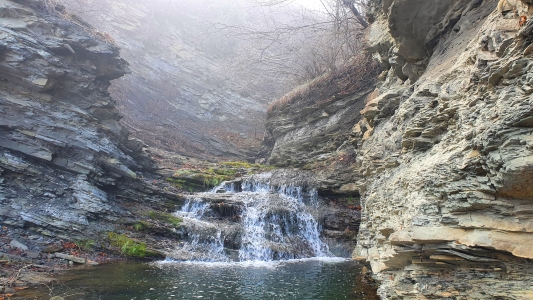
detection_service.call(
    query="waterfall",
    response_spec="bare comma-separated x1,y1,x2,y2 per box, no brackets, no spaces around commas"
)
172,173,330,262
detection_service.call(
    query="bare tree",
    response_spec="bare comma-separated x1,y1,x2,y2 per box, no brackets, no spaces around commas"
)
213,0,368,85
342,0,369,28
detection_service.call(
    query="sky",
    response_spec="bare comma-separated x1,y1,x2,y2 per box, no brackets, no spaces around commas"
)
257,0,326,11
292,0,325,10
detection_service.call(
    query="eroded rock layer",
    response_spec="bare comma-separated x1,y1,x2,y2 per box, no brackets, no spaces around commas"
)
265,0,533,298
0,0,181,241
260,60,379,195
358,0,533,298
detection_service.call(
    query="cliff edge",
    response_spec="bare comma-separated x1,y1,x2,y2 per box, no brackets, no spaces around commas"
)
355,0,533,298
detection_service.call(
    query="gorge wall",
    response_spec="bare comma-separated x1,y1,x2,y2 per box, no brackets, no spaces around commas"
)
0,0,182,248
0,0,356,263
2,0,533,297
264,0,533,298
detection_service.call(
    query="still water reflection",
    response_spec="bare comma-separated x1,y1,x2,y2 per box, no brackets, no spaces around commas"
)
25,258,378,299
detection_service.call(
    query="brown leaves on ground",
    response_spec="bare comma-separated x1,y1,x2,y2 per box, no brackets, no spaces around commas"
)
520,15,527,27
267,53,380,115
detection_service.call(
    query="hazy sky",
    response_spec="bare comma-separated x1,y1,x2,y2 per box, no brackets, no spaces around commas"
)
265,0,325,11
292,0,324,10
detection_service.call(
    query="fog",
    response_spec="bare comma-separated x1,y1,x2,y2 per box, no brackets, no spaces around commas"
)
59,0,365,159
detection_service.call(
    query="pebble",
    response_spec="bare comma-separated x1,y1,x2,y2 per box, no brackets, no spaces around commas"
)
10,239,29,251
42,244,63,253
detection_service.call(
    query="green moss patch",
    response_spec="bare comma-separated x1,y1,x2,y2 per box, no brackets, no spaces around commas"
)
74,239,95,251
219,161,273,170
147,211,182,228
168,161,275,192
133,221,151,231
107,232,147,257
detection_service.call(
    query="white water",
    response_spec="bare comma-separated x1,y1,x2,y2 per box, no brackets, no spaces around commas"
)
175,174,330,262
157,256,349,268
168,217,228,262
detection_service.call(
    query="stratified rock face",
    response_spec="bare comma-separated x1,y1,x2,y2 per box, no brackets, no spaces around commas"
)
0,0,178,238
265,90,371,167
263,0,533,297
352,0,533,298
261,88,376,196
260,58,380,195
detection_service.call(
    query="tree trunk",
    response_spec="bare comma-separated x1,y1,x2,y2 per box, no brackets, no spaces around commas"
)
342,0,369,29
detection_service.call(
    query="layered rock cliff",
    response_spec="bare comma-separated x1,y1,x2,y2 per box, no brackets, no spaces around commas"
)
0,0,181,244
264,0,533,298
260,55,380,195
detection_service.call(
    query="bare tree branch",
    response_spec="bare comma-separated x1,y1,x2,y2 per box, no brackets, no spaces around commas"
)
342,0,368,28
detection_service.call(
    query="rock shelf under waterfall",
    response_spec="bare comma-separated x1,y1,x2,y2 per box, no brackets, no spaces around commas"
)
169,172,360,262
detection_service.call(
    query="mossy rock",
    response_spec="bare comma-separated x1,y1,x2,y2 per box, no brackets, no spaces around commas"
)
146,211,182,228
219,161,275,171
166,177,205,192
167,169,231,191
168,161,275,192
134,221,151,231
144,248,166,259
107,232,147,257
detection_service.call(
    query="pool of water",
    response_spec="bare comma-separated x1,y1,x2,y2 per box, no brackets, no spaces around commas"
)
24,258,378,299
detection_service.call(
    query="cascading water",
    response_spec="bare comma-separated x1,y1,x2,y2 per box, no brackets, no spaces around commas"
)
173,172,330,262
171,198,228,261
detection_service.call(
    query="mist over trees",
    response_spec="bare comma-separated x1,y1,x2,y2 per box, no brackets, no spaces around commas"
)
208,0,369,85
63,0,367,92
56,0,368,159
